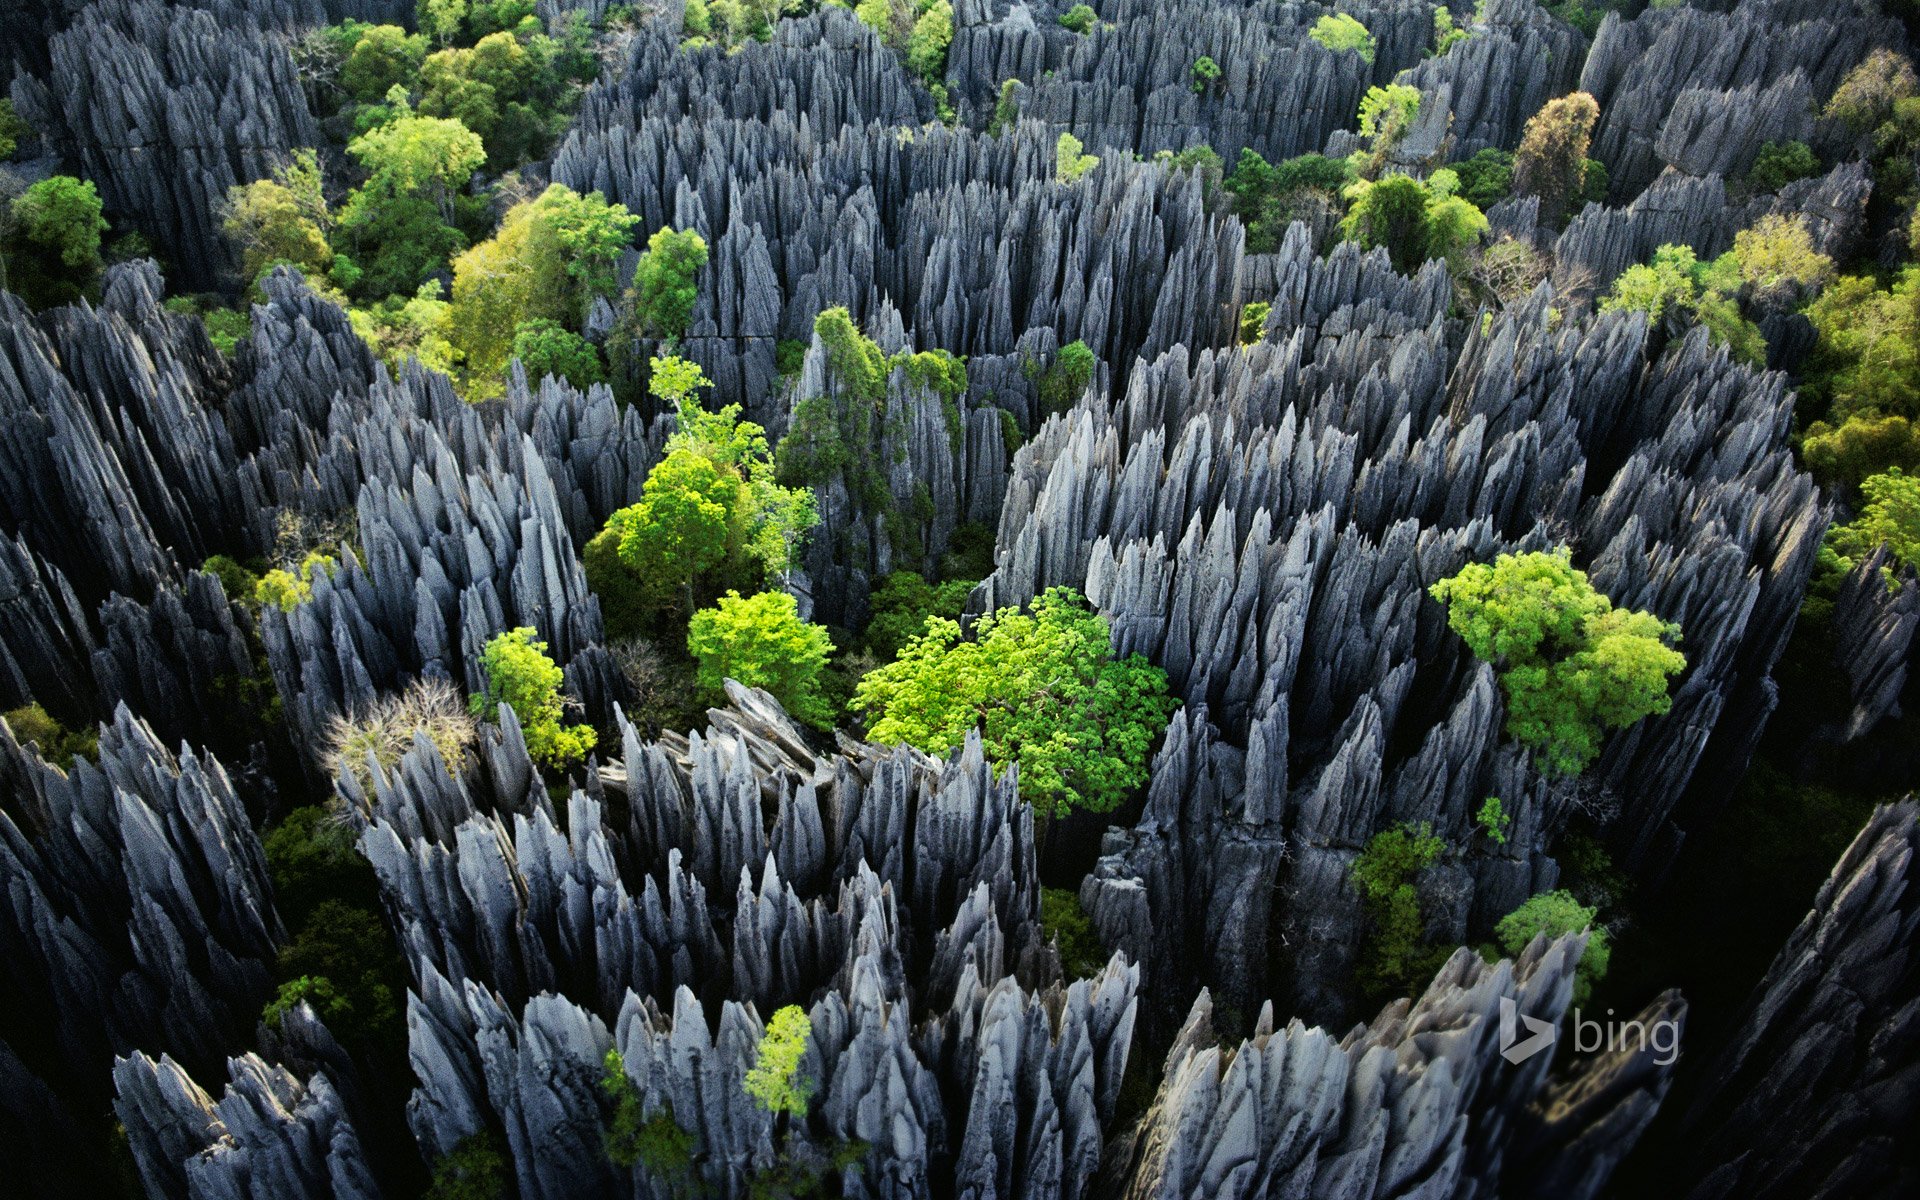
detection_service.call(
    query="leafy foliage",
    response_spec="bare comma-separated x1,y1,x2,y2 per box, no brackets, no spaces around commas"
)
1827,468,1920,580
1340,171,1487,274
1056,132,1099,183
1451,147,1514,210
866,570,976,659
1600,242,1766,364
603,1051,698,1183
1351,822,1446,999
1239,300,1271,344
513,318,604,387
687,590,836,727
630,226,710,339
1512,91,1599,225
424,1133,510,1200
1746,140,1819,194
1430,549,1686,776
1309,13,1375,63
1058,3,1096,33
1476,796,1511,847
1034,338,1097,413
1190,55,1220,93
1823,48,1917,134
2,703,98,771
1731,214,1833,294
341,25,428,103
1495,890,1611,1005
223,150,333,285
744,1005,815,1117
255,551,339,612
852,587,1178,817
0,98,27,160
6,175,107,308
1223,149,1350,252
469,627,597,766
1801,267,1920,485
1041,887,1108,979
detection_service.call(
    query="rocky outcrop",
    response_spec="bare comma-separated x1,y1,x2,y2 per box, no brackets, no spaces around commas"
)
1579,0,1902,200
0,707,282,1145
1676,800,1920,1199
15,0,321,288
114,1048,382,1200
1401,0,1587,159
993,226,1822,1025
1829,553,1920,743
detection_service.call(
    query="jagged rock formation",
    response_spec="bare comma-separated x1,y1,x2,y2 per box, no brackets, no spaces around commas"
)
114,1048,382,1200
14,0,322,288
1401,0,1586,160
986,224,1823,1027
1830,554,1920,744
1578,0,1902,201
0,706,283,1187
1675,800,1920,1199
1109,936,1680,1199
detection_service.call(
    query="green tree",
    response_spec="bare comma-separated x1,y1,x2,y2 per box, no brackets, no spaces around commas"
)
1476,796,1511,847
1058,3,1096,33
513,318,604,387
2,703,98,771
1429,548,1686,775
1310,12,1375,63
630,226,710,340
341,25,428,103
1351,822,1446,999
349,280,461,373
1339,173,1433,272
1827,468,1920,579
1239,300,1271,343
1034,338,1097,413
7,175,107,308
1511,91,1600,225
1600,242,1765,364
1746,140,1819,193
451,185,637,388
255,551,339,612
469,627,597,766
1431,5,1469,55
1056,132,1099,183
424,1133,509,1200
1190,55,1221,93
1823,49,1917,134
906,1,953,85
650,353,711,407
418,0,468,44
1731,213,1833,294
0,98,27,160
1801,268,1920,485
687,590,835,726
1224,149,1351,251
1495,890,1611,1006
346,114,487,216
224,151,333,285
852,587,1178,817
603,1051,698,1185
1451,147,1514,210
744,1005,815,1118
866,570,976,658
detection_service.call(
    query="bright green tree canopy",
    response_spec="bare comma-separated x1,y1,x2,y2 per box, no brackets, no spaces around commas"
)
686,590,835,727
1495,889,1611,1006
851,586,1178,817
1429,548,1686,775
743,1004,815,1117
631,226,709,339
469,627,596,766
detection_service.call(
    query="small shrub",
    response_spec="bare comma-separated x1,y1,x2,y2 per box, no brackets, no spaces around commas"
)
324,676,477,787
1747,140,1819,194
470,627,597,767
1351,822,1447,999
1310,12,1375,63
1056,132,1099,183
1190,55,1221,93
1495,890,1611,1005
1058,3,1096,34
1239,300,1271,344
2,703,98,770
744,1005,815,1117
1041,886,1108,978
1476,796,1511,846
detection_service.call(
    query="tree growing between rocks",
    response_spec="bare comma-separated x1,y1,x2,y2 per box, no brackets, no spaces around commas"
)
1429,549,1686,776
469,627,596,766
687,590,836,728
852,587,1178,818
1511,91,1600,225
